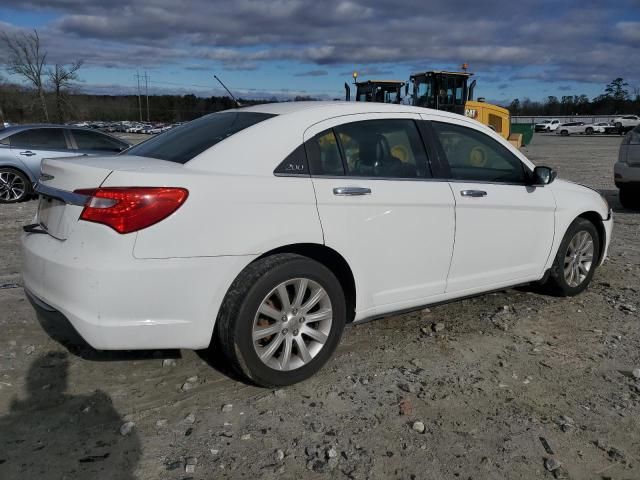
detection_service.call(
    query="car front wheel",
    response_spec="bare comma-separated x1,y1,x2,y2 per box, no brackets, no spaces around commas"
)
546,218,600,296
215,253,346,387
560,129,569,136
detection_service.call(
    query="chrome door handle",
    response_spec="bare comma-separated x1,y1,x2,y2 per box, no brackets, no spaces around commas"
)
460,189,487,197
333,187,371,196
20,151,36,157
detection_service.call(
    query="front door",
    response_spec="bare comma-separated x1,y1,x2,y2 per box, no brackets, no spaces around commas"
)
428,119,556,294
305,113,456,318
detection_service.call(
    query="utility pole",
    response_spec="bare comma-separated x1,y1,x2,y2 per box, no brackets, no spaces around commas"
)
135,71,142,122
144,71,150,122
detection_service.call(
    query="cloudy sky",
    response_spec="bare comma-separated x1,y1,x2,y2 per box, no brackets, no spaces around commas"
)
1,0,639,102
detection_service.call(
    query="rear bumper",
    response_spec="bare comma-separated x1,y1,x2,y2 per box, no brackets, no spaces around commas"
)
614,162,640,186
22,230,255,350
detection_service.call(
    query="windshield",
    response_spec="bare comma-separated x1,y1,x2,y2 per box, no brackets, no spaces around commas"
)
124,111,275,164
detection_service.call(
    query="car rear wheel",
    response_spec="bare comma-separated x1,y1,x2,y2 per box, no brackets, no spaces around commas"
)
585,127,594,135
619,187,640,210
560,129,569,136
0,168,32,203
215,253,346,387
545,218,600,296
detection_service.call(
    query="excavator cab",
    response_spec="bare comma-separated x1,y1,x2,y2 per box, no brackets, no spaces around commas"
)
409,71,476,114
346,80,406,104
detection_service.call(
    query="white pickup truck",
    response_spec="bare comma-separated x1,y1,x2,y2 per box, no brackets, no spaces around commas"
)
534,119,561,132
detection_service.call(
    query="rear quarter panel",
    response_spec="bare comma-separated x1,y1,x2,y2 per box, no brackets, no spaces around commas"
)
100,169,324,259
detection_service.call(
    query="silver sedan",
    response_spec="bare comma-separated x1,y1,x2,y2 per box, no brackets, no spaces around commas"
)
0,125,130,203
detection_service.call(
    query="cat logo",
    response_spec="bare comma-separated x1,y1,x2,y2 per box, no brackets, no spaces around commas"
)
465,109,478,119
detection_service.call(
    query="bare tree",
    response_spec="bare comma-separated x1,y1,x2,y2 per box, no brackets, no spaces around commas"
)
1,30,49,121
48,61,83,123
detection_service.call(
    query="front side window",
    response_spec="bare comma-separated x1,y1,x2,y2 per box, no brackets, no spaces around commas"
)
9,128,67,150
334,119,429,178
125,111,275,164
432,121,528,183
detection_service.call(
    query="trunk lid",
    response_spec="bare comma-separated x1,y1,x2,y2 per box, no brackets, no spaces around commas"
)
34,155,183,240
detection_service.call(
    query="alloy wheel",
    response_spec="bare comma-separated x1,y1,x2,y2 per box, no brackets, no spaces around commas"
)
563,231,594,287
0,171,27,202
252,278,333,371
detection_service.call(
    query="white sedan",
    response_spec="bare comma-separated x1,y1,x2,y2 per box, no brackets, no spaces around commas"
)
22,102,613,386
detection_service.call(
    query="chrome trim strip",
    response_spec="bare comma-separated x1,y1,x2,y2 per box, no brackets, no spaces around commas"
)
34,183,90,207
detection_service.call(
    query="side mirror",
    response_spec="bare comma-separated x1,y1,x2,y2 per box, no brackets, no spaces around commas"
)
532,166,557,185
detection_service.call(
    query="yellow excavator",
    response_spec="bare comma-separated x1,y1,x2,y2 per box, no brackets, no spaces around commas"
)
344,68,513,142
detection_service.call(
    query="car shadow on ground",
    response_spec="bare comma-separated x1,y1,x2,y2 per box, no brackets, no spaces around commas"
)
599,188,640,214
0,351,141,480
31,296,250,384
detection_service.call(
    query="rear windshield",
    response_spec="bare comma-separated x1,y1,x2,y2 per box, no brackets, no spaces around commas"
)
124,111,275,164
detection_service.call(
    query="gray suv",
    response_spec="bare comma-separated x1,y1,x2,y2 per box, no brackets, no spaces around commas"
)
0,125,130,203
615,124,640,209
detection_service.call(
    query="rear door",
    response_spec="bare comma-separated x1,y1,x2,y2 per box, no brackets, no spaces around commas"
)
306,113,456,317
8,128,79,179
427,117,556,294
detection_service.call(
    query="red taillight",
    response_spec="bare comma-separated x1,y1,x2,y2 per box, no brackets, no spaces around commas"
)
74,187,188,234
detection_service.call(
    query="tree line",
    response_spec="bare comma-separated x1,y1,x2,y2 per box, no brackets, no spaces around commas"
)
508,78,640,116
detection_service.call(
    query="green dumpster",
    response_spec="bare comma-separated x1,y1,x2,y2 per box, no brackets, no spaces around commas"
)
510,123,534,146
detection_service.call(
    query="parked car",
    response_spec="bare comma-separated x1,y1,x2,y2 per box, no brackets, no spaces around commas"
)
22,103,613,387
556,122,589,135
612,115,640,131
534,119,561,132
0,125,130,203
614,124,640,209
592,122,618,134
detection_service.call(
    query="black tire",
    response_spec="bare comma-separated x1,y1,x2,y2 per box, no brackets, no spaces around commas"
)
620,187,640,210
545,218,600,296
615,122,622,129
585,127,594,135
0,167,32,203
215,253,346,387
560,129,569,136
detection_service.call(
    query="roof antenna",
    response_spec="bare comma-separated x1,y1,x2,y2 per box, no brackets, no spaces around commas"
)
214,75,242,107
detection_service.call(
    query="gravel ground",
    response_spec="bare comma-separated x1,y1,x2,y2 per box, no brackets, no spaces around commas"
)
1,133,639,480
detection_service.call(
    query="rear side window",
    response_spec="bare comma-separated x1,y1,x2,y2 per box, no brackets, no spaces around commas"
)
73,130,128,152
9,128,68,150
307,119,430,179
306,130,344,176
125,111,275,164
335,119,429,178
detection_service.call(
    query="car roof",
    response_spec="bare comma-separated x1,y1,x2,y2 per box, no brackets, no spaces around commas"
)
0,123,120,137
238,101,464,121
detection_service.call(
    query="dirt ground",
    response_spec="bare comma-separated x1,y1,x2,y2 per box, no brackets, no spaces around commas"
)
1,133,639,480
